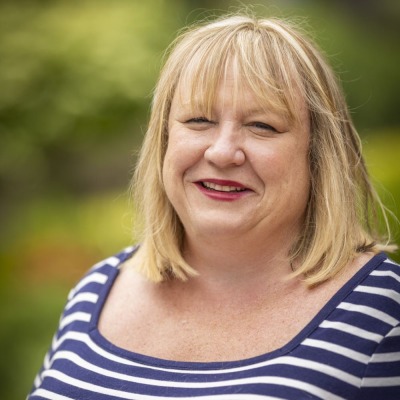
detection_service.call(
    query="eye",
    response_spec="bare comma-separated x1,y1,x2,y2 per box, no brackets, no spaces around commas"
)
247,121,278,135
186,117,211,123
184,117,214,131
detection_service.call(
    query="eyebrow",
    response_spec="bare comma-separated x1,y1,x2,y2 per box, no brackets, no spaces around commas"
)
178,101,283,115
175,90,292,121
231,105,290,120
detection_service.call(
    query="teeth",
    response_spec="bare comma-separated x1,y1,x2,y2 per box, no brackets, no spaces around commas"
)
202,182,245,192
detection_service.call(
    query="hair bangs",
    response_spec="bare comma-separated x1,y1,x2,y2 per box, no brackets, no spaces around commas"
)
177,27,303,124
230,27,306,124
133,13,397,286
176,31,234,119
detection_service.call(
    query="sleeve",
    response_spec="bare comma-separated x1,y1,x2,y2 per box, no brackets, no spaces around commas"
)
27,285,76,398
27,247,133,399
358,322,400,399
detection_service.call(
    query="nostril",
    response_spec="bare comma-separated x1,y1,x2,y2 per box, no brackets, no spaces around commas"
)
204,143,245,167
234,149,246,165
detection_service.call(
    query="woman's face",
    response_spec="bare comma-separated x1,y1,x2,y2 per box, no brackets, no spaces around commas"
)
163,74,311,247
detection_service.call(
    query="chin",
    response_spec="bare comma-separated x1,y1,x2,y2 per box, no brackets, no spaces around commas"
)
188,220,248,240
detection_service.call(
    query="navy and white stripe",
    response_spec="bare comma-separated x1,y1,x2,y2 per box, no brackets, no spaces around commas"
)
28,249,400,399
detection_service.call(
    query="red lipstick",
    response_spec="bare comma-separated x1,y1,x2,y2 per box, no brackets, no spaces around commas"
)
194,179,251,202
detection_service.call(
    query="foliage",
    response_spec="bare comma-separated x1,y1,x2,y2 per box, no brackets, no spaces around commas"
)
0,1,399,399
0,0,186,200
1,0,399,202
0,284,68,399
1,134,399,400
1,191,134,399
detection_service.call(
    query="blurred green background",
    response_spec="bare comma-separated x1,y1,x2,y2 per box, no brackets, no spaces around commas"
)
1,0,399,398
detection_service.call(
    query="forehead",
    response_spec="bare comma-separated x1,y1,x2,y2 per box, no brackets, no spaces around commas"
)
173,57,307,122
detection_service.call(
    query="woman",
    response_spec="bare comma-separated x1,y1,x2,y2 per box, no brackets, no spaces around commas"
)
29,14,400,399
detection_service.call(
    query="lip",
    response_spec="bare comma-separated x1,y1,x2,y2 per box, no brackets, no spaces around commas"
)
194,178,252,202
198,178,247,188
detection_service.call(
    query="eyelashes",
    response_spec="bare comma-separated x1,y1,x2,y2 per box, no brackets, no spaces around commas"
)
183,117,280,135
247,122,278,133
183,117,215,131
185,117,213,124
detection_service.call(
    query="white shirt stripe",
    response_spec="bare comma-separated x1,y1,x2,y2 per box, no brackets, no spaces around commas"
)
51,350,362,388
59,312,91,330
371,269,400,283
355,286,400,305
68,272,108,300
29,252,400,399
30,389,74,400
388,326,400,337
50,331,363,382
371,351,400,363
382,259,398,266
338,302,399,326
65,292,98,310
302,338,370,364
319,320,383,343
31,386,285,400
362,376,400,387
42,369,346,400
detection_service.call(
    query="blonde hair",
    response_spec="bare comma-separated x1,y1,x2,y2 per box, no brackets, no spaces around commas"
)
132,14,397,285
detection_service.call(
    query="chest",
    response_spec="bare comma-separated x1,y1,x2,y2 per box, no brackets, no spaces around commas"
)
98,281,334,362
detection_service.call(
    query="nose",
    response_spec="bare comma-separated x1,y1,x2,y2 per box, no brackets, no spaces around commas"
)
204,123,245,167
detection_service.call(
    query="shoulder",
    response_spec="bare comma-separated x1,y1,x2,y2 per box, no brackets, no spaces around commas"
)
356,257,400,397
368,255,400,286
57,245,139,333
315,254,400,353
356,255,400,320
67,246,138,301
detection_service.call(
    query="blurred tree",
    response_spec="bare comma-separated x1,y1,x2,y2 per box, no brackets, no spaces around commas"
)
314,0,400,131
0,0,187,205
333,0,400,32
1,0,399,210
1,2,399,400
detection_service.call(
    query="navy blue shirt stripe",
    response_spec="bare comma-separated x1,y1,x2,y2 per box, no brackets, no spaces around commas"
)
29,248,400,399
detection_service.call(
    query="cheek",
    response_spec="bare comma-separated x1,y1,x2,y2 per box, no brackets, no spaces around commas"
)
162,135,197,186
255,144,310,190
165,131,206,174
163,132,183,172
285,152,311,200
251,146,291,180
162,148,182,210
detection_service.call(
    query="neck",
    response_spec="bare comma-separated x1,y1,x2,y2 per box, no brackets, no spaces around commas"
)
182,230,296,293
156,234,300,315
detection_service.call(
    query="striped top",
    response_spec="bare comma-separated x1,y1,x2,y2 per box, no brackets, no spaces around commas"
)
29,247,400,399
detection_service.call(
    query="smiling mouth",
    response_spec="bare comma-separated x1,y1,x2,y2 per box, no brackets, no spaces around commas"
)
201,182,247,192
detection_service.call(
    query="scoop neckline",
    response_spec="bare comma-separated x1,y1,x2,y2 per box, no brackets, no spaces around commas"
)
88,250,387,370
